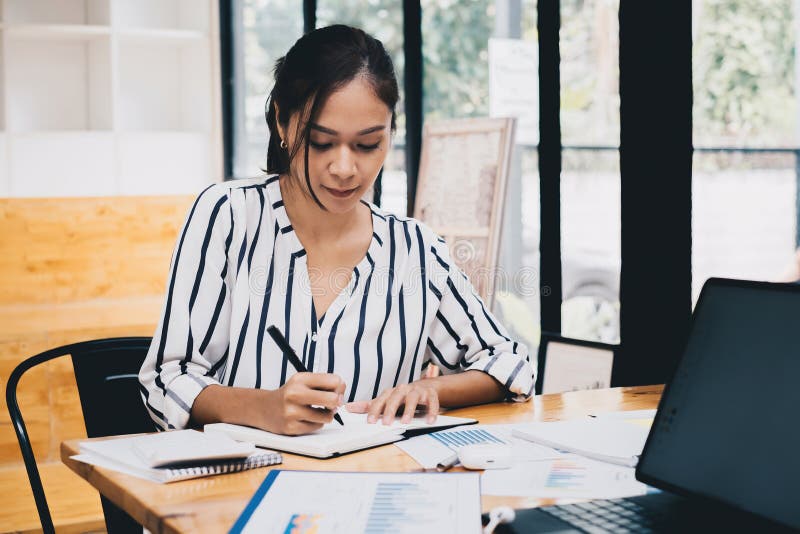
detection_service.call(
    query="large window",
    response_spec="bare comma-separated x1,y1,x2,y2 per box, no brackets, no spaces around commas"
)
692,0,799,299
421,0,542,353
560,0,621,344
232,0,303,179
422,0,494,121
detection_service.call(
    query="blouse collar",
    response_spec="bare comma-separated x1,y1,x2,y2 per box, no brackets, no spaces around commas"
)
265,175,386,265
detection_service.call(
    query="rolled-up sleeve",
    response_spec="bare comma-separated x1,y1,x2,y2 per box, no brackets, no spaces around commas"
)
139,185,234,429
424,235,535,401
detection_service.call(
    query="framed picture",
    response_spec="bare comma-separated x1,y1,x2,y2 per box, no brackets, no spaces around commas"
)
413,117,516,307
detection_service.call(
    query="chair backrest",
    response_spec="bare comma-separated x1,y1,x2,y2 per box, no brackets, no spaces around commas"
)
535,332,618,394
6,337,155,534
71,338,156,438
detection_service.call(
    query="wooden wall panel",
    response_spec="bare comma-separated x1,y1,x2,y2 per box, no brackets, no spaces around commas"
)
48,356,86,464
0,196,193,306
0,461,105,533
0,296,164,339
0,195,193,471
0,336,52,465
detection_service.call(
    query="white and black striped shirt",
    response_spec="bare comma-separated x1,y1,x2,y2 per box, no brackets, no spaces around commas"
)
139,176,534,430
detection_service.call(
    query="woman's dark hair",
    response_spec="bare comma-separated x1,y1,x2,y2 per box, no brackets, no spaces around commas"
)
265,25,399,208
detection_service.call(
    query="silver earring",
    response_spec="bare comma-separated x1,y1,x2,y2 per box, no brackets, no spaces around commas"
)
280,139,287,149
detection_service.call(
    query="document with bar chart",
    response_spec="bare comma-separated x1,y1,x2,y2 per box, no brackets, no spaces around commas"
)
230,470,482,534
481,456,651,499
395,424,561,469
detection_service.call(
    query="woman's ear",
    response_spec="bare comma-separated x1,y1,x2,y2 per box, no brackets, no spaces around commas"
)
273,101,286,142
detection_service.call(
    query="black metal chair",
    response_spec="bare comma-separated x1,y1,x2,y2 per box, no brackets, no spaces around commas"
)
6,337,157,534
535,332,619,395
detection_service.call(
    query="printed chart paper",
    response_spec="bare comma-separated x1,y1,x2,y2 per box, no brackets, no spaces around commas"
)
481,455,652,499
231,470,481,534
395,424,561,469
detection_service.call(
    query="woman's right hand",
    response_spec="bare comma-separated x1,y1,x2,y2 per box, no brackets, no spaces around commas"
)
267,373,346,435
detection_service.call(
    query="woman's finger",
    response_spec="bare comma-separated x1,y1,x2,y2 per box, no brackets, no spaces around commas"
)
298,372,345,392
425,388,440,424
382,388,407,425
345,400,370,414
367,389,393,423
400,389,422,423
294,404,336,425
299,388,342,411
285,420,324,436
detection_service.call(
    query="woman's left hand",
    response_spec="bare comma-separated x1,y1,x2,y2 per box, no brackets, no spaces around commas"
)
346,381,440,425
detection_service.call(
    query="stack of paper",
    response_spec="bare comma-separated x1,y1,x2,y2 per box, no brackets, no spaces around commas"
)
481,455,652,499
73,430,282,483
511,418,650,467
388,412,658,501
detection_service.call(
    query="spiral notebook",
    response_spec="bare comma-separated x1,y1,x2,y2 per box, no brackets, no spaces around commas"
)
73,430,282,483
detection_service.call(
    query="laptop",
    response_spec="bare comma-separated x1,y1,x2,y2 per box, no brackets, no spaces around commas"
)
493,278,800,533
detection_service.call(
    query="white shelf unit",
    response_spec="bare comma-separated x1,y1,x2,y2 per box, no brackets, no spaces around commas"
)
0,0,222,197
117,38,211,132
112,0,208,32
4,0,110,25
6,33,112,132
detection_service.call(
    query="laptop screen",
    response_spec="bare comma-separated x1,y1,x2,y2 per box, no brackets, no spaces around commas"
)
637,279,800,529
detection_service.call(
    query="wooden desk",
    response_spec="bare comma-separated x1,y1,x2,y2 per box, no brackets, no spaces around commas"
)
62,385,663,534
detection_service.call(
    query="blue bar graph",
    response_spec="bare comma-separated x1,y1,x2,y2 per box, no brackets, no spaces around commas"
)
364,482,441,533
429,428,505,450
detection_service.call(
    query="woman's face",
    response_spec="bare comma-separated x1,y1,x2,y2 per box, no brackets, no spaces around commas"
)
282,77,393,214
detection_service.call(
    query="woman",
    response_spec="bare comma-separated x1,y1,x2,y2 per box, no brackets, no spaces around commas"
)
139,25,534,436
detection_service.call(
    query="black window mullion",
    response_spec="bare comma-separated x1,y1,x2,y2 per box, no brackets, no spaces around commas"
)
538,0,563,335
616,0,692,386
303,0,316,34
403,1,423,217
219,0,235,180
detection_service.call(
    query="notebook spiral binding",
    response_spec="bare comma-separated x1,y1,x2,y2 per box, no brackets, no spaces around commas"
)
165,452,283,478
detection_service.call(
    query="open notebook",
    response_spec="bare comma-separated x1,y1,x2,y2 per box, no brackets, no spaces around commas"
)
204,411,477,459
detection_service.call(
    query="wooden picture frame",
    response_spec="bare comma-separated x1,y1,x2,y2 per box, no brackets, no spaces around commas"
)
413,117,516,307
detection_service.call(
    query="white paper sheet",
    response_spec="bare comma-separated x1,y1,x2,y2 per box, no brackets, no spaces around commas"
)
590,409,657,420
72,453,170,483
512,419,650,466
394,424,562,469
480,455,651,499
590,409,657,430
231,471,481,534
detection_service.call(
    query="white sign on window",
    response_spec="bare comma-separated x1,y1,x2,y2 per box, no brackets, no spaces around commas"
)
488,38,539,146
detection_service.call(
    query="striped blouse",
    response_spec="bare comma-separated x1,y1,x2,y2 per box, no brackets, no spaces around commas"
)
139,175,535,430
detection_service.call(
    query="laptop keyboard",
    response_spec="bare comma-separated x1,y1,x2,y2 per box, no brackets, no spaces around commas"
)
539,497,667,533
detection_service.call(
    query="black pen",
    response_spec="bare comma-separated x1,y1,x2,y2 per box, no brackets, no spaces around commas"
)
267,325,344,426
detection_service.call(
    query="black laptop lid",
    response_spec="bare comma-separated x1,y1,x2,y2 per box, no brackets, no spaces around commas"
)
637,278,800,529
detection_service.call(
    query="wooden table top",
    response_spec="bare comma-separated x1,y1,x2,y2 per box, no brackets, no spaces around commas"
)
62,385,663,534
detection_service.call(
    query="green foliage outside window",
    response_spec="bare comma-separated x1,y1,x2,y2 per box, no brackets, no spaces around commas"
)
694,0,795,145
